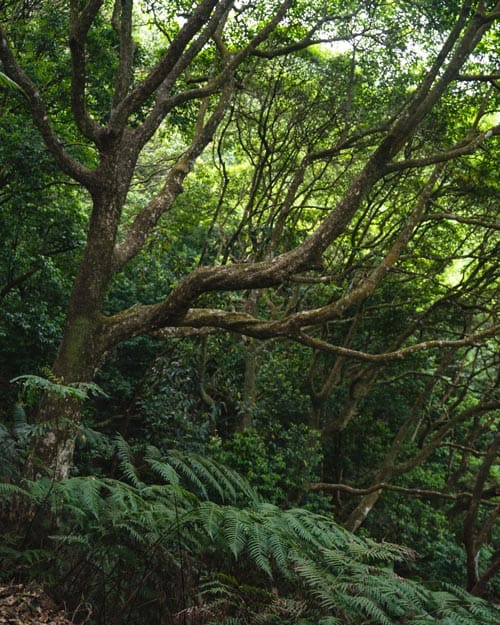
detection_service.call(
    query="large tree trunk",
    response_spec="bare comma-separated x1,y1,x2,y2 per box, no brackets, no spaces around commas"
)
27,313,108,480
1,0,492,486
26,180,126,478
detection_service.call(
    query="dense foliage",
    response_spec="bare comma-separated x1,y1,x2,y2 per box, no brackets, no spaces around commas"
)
0,1,499,623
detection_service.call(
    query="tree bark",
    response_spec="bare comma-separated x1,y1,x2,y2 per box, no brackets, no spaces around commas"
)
238,339,257,431
463,436,500,593
0,1,497,482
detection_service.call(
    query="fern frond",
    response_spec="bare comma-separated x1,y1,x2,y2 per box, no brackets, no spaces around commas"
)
0,546,50,566
266,527,290,574
281,508,326,548
114,435,145,488
349,537,415,563
222,507,249,558
145,456,180,485
245,520,272,577
24,477,54,505
350,595,393,625
166,449,208,497
62,477,103,520
165,450,258,505
198,501,225,539
214,461,260,503
0,482,30,498
188,455,229,500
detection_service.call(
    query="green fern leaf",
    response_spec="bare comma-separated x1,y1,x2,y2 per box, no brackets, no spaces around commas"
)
146,456,180,485
0,482,30,498
114,435,145,488
222,507,248,558
198,501,224,539
245,520,272,577
166,450,208,497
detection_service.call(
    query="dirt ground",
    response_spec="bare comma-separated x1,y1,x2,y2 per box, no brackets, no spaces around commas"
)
0,584,75,625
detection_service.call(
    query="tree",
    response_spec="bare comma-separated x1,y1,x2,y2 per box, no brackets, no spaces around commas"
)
0,0,498,482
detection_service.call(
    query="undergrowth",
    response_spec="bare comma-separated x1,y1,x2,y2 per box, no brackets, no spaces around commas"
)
0,436,498,625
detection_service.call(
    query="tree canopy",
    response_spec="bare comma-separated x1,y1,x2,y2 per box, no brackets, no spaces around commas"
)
0,1,499,623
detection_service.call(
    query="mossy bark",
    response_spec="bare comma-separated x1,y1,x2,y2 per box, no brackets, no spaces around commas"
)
27,312,108,481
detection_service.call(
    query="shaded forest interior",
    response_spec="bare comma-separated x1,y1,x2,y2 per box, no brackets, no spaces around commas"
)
0,1,499,623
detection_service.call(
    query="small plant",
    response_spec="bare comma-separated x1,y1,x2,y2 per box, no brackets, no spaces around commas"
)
11,372,107,404
0,71,24,92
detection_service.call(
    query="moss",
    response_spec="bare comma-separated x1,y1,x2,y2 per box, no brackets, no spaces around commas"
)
55,314,102,382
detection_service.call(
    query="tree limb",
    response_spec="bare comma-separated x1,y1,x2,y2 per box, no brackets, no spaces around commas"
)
308,480,498,507
384,124,500,173
69,0,105,142
113,84,234,270
0,26,96,188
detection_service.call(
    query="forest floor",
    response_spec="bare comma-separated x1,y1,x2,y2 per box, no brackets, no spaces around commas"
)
0,584,75,625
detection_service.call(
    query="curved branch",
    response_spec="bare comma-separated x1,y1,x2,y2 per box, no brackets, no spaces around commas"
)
308,480,498,507
69,0,105,141
384,124,500,173
0,26,96,188
296,325,499,362
112,84,234,270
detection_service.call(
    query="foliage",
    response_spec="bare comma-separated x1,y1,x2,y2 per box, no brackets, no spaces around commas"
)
1,440,498,625
12,373,108,403
0,70,23,91
209,425,324,507
0,0,499,620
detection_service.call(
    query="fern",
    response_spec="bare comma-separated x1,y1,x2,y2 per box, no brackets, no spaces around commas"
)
0,71,24,92
11,374,107,402
144,455,180,486
114,435,145,488
2,446,499,625
222,507,249,558
198,501,225,539
0,482,30,498
245,521,272,577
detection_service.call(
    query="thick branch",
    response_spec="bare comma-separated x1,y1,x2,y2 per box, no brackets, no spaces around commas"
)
111,0,136,108
308,481,498,507
69,0,105,141
113,85,234,270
